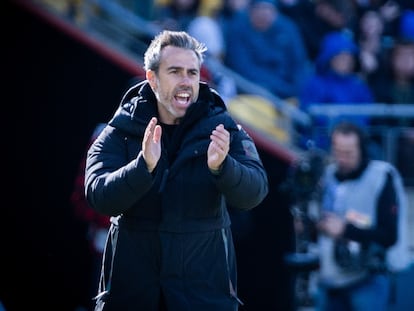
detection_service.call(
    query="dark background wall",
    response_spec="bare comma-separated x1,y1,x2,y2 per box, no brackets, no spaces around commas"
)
2,1,295,310
3,1,137,309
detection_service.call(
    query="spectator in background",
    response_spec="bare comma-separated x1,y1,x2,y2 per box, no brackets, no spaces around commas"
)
224,0,310,101
153,0,201,31
354,0,414,38
298,31,374,151
278,0,357,61
377,40,414,122
396,9,414,63
217,0,250,42
390,9,414,126
187,14,225,61
378,0,409,37
278,0,322,61
355,9,392,93
369,9,414,127
314,0,358,32
313,121,410,311
70,123,110,310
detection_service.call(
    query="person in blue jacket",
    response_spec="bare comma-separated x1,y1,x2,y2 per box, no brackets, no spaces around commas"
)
224,0,310,100
84,30,269,311
299,31,374,151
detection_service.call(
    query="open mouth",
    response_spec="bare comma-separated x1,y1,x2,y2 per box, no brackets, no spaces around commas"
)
174,92,191,105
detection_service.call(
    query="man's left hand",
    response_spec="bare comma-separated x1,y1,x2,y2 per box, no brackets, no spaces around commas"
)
207,124,229,173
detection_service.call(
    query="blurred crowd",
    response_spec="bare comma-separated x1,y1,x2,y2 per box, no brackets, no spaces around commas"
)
39,0,414,148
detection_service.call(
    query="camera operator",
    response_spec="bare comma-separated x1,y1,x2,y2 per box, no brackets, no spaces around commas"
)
314,121,409,311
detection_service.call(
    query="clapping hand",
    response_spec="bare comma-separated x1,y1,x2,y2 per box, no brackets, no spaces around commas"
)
208,124,229,172
142,117,162,173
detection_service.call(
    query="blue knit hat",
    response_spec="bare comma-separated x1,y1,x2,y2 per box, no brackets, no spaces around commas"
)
399,9,414,42
316,31,358,71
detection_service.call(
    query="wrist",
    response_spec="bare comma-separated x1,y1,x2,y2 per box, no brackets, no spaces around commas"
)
209,164,222,175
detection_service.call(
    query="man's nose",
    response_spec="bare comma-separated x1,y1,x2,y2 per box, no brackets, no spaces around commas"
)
180,73,192,83
178,75,193,87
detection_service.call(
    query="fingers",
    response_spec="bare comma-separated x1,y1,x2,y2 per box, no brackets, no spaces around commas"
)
153,123,162,144
142,117,162,173
144,117,157,139
144,117,161,143
207,124,229,171
210,124,229,153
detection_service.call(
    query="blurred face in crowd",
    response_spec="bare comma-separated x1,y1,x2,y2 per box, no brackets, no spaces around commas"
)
250,2,277,31
331,131,361,175
359,10,384,39
330,52,355,75
147,46,200,124
392,43,414,81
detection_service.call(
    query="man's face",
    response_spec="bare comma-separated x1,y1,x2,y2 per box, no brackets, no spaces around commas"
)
331,132,361,175
147,46,200,124
250,2,276,31
392,44,414,80
330,52,355,75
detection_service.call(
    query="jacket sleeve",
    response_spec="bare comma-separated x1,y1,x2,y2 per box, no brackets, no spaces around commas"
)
84,126,154,216
213,126,269,210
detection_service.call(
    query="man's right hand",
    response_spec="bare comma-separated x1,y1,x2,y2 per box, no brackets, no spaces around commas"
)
142,117,162,173
317,212,346,239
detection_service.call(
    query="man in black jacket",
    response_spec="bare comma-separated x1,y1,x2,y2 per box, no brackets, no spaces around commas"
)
84,30,269,311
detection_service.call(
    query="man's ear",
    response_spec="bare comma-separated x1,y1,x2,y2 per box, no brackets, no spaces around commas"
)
146,70,156,89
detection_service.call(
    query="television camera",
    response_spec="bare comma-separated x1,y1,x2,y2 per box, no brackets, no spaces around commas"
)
281,143,327,308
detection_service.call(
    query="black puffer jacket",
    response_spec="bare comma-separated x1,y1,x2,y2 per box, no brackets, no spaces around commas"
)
85,81,268,231
84,81,268,310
